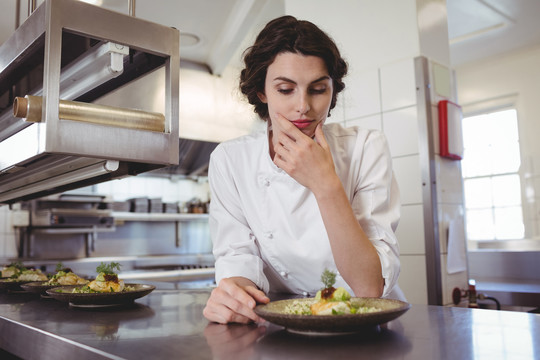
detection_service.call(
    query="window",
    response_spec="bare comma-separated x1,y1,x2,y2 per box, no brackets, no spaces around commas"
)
461,108,524,241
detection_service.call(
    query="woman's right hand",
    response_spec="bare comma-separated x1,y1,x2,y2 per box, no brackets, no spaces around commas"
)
203,277,270,324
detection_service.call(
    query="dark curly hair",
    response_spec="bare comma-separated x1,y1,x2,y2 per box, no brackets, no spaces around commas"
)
240,15,348,121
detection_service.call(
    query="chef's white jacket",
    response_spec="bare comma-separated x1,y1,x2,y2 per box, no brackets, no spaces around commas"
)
209,123,404,300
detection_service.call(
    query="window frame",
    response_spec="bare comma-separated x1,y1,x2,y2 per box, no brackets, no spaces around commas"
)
460,99,526,247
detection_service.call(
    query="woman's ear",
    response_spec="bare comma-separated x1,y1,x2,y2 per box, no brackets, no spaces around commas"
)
257,92,267,103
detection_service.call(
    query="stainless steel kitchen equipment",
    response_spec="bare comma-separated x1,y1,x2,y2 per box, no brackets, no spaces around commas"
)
27,193,114,228
17,193,116,258
0,0,180,204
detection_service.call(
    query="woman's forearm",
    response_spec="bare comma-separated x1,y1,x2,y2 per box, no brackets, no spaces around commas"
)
312,175,384,297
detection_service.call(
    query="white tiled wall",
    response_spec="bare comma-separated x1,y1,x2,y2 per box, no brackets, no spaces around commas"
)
335,55,430,303
398,254,428,305
345,114,382,131
392,155,423,205
380,58,417,112
397,204,426,255
0,205,18,259
383,106,419,157
343,69,381,119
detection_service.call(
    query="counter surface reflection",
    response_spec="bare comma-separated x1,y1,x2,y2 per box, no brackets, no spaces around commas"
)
0,283,538,359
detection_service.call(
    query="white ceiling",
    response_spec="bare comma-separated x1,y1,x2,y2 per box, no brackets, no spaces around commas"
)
447,0,540,67
1,0,540,71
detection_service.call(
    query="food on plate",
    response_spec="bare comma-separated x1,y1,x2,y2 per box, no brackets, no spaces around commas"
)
283,269,381,316
8,268,48,282
45,263,88,286
1,262,26,278
73,262,133,293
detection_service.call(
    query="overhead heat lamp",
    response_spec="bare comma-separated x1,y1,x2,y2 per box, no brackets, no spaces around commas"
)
0,41,128,141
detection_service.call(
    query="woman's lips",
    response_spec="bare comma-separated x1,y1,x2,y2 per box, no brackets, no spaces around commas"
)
291,120,313,129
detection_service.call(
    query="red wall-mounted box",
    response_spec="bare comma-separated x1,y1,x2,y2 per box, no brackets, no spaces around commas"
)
438,100,463,160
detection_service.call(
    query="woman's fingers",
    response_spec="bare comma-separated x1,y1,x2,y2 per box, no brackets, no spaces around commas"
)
203,278,266,324
203,300,254,324
273,112,302,140
244,285,270,304
314,123,328,149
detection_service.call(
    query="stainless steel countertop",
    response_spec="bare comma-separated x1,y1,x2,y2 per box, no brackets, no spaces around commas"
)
0,284,539,359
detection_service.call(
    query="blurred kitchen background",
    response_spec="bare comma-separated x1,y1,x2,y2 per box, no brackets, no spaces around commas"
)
0,0,539,310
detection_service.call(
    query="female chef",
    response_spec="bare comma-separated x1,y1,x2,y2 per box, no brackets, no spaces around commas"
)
203,15,403,324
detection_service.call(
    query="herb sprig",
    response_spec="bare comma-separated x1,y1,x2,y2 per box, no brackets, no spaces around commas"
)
96,262,121,275
7,261,25,270
321,268,337,289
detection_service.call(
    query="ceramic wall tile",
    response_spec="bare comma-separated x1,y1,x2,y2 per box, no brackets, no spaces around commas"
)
380,58,416,112
0,206,7,233
399,254,428,305
382,106,419,157
3,232,18,258
393,155,423,205
397,204,426,255
345,114,382,131
343,69,380,120
328,95,345,124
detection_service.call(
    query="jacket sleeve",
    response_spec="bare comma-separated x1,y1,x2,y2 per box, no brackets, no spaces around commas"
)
351,130,401,298
208,145,270,293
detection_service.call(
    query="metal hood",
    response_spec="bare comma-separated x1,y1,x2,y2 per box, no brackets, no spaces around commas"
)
146,138,218,178
0,0,179,204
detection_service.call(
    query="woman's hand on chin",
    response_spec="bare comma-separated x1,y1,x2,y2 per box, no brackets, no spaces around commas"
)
271,114,337,193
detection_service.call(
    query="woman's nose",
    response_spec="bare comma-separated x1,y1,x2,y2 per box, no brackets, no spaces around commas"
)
297,93,310,114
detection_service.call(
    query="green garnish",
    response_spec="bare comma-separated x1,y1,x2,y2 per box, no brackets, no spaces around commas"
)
321,268,337,289
55,262,64,272
8,262,25,270
96,262,121,275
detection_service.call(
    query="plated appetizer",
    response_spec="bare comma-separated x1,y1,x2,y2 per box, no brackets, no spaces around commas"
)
46,264,88,286
284,269,381,316
254,269,411,334
72,262,133,293
0,263,48,291
3,268,48,282
1,262,26,278
46,262,155,306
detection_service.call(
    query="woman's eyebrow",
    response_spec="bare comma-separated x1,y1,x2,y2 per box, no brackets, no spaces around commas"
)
272,75,331,84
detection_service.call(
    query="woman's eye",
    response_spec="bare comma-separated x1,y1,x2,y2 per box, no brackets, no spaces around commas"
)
277,88,293,94
310,87,327,94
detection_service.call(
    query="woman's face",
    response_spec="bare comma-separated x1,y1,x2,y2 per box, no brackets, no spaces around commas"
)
258,52,333,138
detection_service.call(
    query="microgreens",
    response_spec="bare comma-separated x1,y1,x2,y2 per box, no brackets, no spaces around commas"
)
321,268,337,289
96,262,121,275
